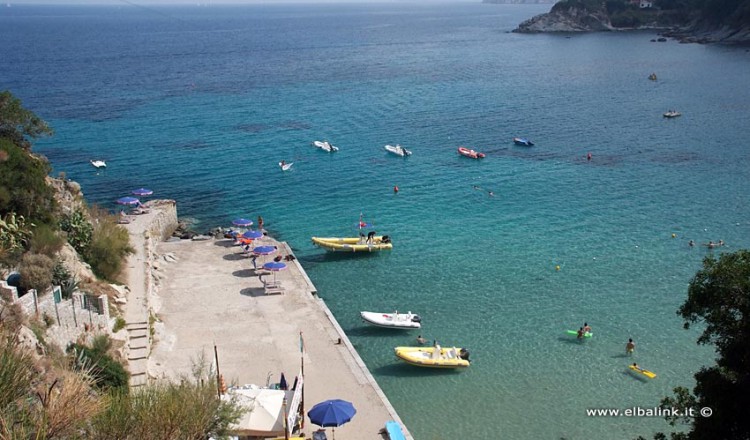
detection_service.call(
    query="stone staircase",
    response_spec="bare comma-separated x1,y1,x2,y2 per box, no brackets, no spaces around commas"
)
126,321,150,388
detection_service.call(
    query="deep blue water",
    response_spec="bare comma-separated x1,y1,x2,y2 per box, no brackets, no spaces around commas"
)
3,3,750,439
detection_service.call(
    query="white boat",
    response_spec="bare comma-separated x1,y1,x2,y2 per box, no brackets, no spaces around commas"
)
360,311,421,329
312,140,339,152
663,110,682,118
279,161,293,171
384,144,411,157
90,159,106,168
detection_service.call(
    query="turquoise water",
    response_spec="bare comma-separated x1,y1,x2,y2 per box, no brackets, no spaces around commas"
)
3,3,750,439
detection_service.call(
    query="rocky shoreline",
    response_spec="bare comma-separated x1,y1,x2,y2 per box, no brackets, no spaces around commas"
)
512,3,750,45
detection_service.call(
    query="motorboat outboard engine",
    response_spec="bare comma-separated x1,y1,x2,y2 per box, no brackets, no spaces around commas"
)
459,348,470,362
411,314,422,323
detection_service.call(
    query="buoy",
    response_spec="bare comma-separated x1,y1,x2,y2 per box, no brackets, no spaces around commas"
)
555,265,561,271
394,185,399,193
672,233,676,238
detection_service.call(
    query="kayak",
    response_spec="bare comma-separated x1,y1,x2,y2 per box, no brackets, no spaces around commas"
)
566,330,593,338
629,365,656,379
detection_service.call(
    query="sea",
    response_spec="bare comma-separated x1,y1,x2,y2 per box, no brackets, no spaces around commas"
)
2,3,750,439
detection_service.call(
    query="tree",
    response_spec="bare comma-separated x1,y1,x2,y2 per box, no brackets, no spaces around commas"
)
654,250,750,440
0,91,52,151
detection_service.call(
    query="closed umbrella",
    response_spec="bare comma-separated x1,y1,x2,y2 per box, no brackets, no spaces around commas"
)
307,399,356,440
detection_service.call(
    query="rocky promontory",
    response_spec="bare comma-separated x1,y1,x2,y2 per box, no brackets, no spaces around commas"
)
512,0,750,44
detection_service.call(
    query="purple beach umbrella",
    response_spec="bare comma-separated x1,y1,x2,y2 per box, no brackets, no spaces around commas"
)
242,230,263,240
116,196,140,205
262,261,287,283
131,188,153,196
232,218,254,227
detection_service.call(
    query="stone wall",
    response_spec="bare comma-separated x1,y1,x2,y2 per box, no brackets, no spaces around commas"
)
145,200,179,241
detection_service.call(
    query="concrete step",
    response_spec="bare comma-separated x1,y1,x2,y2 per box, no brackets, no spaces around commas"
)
128,328,149,339
126,321,148,330
128,347,149,361
129,372,147,388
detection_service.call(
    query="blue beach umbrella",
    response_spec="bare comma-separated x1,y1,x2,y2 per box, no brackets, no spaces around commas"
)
308,399,356,440
253,245,277,255
232,218,254,227
131,188,153,196
242,230,263,240
262,261,287,283
253,245,277,266
116,196,140,206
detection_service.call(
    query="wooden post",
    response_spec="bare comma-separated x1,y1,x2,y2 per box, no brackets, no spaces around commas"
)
214,343,222,397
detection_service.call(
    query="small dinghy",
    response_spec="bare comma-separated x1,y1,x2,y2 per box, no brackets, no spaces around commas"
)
312,140,339,152
360,311,421,329
663,110,682,118
384,144,412,157
395,344,471,369
457,146,485,159
90,159,106,168
279,161,293,171
512,137,534,146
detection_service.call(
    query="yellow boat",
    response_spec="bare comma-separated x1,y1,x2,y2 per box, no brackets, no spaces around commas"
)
311,236,392,252
629,364,656,379
394,346,470,369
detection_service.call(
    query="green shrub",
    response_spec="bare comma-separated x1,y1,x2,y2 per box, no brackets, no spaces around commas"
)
84,207,133,281
19,252,54,293
69,335,128,392
51,259,71,286
113,316,126,333
29,223,64,258
90,376,243,439
59,209,92,255
0,138,55,226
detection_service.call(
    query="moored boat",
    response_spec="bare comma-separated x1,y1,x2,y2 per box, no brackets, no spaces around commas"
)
663,110,681,118
457,146,485,159
90,159,106,168
312,140,339,152
384,144,411,157
513,137,534,146
394,345,471,369
361,311,421,329
311,236,392,252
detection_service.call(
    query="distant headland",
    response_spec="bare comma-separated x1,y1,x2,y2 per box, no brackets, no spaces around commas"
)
511,0,750,45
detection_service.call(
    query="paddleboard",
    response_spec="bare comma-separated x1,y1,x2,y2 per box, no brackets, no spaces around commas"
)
279,162,293,171
629,365,656,379
566,330,593,338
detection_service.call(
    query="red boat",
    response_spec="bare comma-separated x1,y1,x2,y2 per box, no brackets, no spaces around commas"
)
457,147,485,159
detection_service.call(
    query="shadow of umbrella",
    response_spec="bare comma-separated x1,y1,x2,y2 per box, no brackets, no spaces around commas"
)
307,399,356,440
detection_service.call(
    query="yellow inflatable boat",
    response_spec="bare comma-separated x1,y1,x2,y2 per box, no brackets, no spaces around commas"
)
311,236,392,252
394,345,470,369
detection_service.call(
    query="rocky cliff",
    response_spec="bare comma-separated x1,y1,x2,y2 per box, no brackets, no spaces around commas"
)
513,0,750,44
513,4,615,32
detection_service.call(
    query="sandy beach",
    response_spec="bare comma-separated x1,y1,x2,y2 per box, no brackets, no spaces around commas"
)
123,206,411,440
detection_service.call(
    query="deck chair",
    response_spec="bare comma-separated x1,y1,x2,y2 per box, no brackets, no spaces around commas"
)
312,430,328,440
